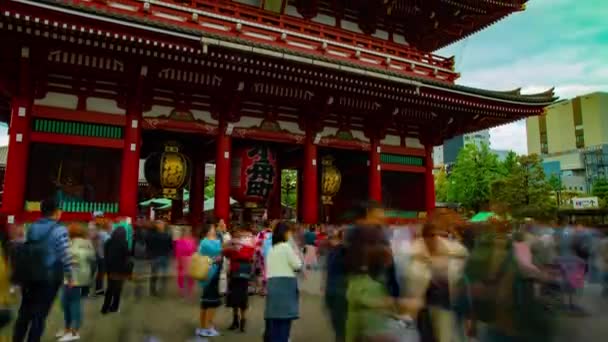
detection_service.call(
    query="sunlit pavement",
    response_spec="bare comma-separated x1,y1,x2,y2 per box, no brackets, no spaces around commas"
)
27,272,607,341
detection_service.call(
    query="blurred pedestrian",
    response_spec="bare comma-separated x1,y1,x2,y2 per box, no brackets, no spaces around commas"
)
196,224,223,337
132,221,150,300
303,225,318,270
175,227,196,298
254,222,273,296
148,221,172,297
324,229,347,342
596,233,608,296
56,223,95,341
101,227,131,314
264,222,302,342
223,226,255,333
345,225,421,342
13,198,72,342
93,221,111,296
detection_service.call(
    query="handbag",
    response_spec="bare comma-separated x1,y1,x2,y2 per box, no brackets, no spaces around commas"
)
189,253,212,281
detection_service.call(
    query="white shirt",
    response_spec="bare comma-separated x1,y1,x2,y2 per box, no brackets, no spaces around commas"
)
266,242,303,278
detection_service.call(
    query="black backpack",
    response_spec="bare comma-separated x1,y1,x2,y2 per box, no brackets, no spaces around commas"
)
13,225,58,285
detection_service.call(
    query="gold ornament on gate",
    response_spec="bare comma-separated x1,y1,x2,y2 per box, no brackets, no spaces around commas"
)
321,156,342,205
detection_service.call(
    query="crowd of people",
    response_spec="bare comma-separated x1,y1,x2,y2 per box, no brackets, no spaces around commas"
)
0,198,606,342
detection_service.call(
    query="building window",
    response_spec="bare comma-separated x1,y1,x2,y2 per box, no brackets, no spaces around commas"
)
575,129,585,148
573,97,584,149
539,116,548,154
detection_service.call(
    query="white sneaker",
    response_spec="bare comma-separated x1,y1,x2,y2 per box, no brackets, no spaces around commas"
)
55,330,67,338
207,328,220,337
58,333,80,341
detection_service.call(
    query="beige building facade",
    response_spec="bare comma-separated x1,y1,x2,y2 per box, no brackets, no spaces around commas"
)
527,92,608,155
526,92,608,193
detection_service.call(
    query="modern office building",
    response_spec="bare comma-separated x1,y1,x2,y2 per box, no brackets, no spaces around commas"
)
526,92,608,192
443,130,491,165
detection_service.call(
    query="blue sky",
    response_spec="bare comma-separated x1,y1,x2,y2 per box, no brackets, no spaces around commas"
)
1,0,606,153
438,0,608,154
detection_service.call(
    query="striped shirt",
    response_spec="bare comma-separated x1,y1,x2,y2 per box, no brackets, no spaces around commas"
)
27,218,73,281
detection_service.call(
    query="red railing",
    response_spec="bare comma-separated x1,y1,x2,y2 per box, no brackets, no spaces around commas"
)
58,0,458,82
170,0,455,69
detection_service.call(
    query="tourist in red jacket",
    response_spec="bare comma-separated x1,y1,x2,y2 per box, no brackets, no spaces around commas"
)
222,227,255,332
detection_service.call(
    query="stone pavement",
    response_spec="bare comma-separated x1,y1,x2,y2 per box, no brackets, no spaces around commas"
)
21,273,608,341
39,272,332,342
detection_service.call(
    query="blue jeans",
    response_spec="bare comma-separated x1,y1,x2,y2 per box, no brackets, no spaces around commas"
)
150,256,169,296
264,319,292,342
13,282,60,342
61,286,83,330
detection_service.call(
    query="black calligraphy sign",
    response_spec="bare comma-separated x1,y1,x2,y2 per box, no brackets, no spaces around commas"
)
245,147,275,199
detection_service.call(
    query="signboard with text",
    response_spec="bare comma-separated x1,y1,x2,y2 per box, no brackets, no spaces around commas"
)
572,197,599,209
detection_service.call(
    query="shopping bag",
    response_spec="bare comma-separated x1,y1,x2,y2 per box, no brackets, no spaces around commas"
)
189,253,212,281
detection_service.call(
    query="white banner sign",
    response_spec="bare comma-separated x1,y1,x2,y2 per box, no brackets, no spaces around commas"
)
572,197,599,209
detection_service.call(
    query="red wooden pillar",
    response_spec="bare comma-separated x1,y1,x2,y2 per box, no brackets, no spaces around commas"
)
302,131,318,224
424,144,435,215
189,157,205,228
214,122,232,222
369,139,382,203
118,65,146,220
296,168,303,222
2,47,32,219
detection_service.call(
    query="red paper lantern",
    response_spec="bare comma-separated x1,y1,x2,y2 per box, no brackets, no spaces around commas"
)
230,146,278,206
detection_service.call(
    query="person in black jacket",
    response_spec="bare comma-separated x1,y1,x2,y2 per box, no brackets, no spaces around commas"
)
101,226,131,314
147,221,173,297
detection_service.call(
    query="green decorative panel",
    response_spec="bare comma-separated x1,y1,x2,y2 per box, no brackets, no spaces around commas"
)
25,201,119,213
34,119,123,139
380,153,424,166
60,201,119,213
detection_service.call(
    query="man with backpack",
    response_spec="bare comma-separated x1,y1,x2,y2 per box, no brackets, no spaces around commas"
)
13,198,73,342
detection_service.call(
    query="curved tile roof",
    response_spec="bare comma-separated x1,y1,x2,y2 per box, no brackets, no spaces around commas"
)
29,0,557,105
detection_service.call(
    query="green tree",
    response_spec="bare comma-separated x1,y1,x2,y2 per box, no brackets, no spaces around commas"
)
204,177,215,200
434,168,449,202
501,151,519,176
592,178,608,207
447,143,502,212
281,169,298,209
491,154,555,220
548,174,563,206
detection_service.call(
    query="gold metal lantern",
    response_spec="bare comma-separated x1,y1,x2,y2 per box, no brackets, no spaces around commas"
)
321,155,342,205
144,142,191,199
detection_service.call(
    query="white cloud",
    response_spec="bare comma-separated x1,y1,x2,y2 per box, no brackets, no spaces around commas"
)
439,0,608,156
490,120,527,155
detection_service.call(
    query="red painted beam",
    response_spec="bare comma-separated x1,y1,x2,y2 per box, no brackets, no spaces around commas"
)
30,132,124,149
381,145,425,157
232,128,304,145
142,118,218,135
381,164,425,173
33,105,126,126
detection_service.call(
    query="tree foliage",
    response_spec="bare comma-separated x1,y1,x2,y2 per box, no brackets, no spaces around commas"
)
281,169,298,209
447,143,502,212
592,178,608,207
434,168,449,202
442,144,556,220
204,177,215,200
490,154,555,220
